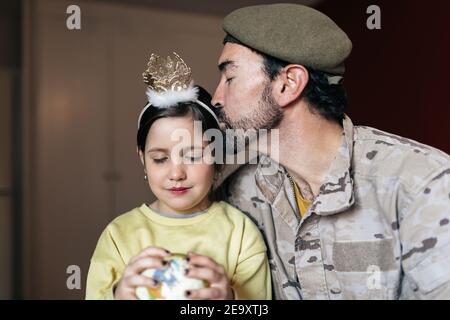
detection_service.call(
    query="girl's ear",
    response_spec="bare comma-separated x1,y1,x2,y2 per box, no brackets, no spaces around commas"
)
137,147,145,167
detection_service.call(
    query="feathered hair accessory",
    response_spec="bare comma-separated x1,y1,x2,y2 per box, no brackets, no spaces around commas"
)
138,52,219,128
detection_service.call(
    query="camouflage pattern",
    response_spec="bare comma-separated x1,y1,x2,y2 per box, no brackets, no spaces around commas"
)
222,116,450,299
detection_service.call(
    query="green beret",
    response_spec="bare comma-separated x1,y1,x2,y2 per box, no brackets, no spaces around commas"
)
223,3,352,76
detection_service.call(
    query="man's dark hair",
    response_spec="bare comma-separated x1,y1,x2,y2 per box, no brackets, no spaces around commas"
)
223,34,347,124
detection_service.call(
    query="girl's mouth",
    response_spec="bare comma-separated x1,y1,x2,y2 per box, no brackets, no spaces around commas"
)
168,187,191,195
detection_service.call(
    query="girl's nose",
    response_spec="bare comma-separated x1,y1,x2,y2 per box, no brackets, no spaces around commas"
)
169,163,186,181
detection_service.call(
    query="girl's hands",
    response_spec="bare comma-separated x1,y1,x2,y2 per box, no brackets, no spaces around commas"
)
114,246,170,300
184,252,234,300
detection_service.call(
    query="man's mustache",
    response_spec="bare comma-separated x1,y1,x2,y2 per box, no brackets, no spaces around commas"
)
212,106,232,129
212,104,223,116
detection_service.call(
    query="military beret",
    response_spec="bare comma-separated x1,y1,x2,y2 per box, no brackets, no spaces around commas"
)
223,3,352,77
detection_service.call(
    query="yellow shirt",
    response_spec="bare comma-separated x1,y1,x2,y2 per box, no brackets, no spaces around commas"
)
85,201,271,300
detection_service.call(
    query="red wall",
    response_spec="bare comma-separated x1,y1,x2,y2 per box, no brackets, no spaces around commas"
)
316,0,450,153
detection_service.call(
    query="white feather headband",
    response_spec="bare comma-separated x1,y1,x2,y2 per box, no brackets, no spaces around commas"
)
137,84,220,128
138,52,219,128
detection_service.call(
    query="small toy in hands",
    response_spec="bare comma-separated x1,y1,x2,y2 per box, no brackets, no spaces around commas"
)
135,253,208,300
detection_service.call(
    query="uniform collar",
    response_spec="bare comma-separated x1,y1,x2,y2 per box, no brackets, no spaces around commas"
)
312,115,355,215
254,115,355,217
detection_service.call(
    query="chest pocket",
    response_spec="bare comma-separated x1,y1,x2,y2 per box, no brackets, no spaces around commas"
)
331,238,401,299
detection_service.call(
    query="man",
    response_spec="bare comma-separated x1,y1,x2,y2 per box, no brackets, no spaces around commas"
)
212,3,450,299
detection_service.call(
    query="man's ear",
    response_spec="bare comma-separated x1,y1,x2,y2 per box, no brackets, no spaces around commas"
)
272,64,309,108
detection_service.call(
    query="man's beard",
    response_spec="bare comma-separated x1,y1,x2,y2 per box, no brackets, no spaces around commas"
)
216,83,283,131
216,83,283,155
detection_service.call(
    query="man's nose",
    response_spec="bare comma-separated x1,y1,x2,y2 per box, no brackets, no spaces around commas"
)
211,86,223,108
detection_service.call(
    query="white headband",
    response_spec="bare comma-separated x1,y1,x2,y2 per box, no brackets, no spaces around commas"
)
137,98,220,129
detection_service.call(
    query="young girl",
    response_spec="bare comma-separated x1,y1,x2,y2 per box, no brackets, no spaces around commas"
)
85,53,271,300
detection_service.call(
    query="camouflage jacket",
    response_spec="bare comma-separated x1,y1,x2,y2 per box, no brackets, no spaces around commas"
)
223,116,450,299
